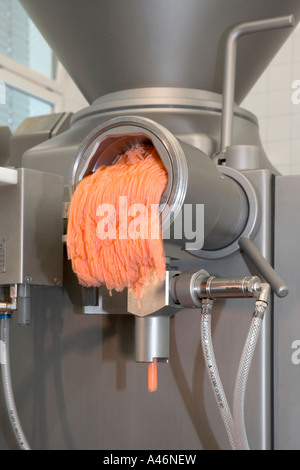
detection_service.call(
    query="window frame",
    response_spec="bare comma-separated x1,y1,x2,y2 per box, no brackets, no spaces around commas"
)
0,51,65,112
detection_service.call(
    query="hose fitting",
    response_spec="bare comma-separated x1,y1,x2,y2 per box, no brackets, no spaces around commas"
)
253,282,271,304
252,282,270,319
201,298,214,314
0,285,17,313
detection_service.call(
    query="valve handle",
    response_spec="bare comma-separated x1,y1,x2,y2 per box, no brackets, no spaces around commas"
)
239,237,288,298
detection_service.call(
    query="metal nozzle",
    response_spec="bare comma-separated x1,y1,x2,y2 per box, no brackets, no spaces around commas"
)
135,315,170,393
135,315,170,363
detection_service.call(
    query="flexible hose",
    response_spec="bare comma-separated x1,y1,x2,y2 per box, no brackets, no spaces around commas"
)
0,316,31,450
201,302,266,451
200,305,238,450
233,305,265,451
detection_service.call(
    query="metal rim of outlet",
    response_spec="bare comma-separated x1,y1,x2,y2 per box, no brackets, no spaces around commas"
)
70,115,189,229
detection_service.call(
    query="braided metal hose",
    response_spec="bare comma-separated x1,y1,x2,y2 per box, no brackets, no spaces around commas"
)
233,304,265,450
200,302,238,450
201,300,266,450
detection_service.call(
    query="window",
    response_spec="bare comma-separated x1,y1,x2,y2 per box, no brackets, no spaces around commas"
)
0,83,53,132
0,0,55,78
0,0,64,132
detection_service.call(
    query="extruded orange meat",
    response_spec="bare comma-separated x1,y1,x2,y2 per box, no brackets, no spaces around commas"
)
148,358,158,393
67,144,168,299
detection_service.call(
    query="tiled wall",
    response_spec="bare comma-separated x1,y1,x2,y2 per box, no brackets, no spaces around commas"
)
241,23,300,175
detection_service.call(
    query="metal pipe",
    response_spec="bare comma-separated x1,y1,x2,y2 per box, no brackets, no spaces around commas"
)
220,15,294,153
170,270,264,307
197,276,261,299
17,284,31,326
170,270,272,306
239,237,288,297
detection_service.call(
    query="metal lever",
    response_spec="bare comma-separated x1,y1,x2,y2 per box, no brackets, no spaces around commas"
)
238,237,288,298
220,15,295,153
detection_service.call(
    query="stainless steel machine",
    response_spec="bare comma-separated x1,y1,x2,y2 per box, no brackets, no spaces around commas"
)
0,0,299,450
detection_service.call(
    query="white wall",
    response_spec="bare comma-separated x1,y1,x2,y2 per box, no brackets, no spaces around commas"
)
241,23,300,175
56,63,89,113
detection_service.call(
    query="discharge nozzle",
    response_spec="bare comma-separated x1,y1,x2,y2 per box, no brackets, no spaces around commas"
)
135,315,170,393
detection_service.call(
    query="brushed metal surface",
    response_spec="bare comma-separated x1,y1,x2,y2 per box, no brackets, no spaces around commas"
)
19,0,300,103
274,176,300,450
0,169,273,450
0,168,63,286
3,86,276,449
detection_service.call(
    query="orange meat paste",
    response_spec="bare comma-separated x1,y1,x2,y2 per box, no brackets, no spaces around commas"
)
67,143,168,300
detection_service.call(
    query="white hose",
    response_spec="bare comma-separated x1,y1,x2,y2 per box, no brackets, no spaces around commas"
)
233,305,265,450
201,301,266,451
0,316,31,450
200,304,238,450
